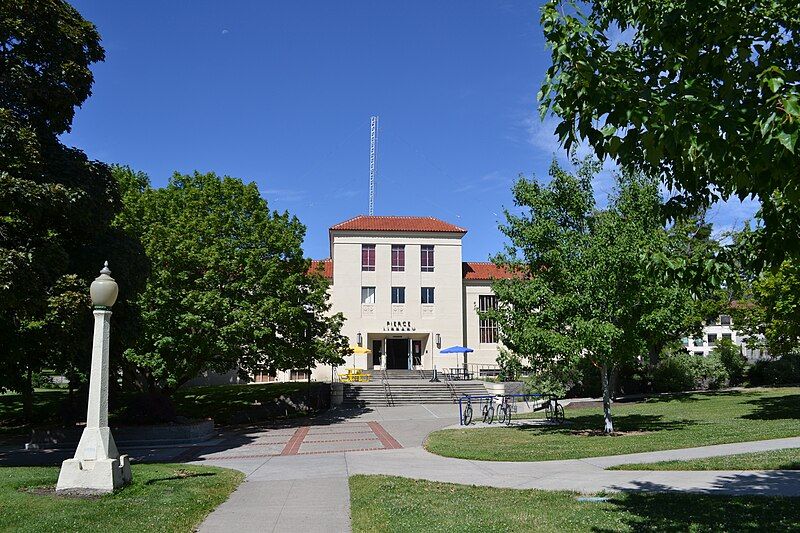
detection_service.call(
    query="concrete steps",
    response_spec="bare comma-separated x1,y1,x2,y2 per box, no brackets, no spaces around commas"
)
341,379,489,407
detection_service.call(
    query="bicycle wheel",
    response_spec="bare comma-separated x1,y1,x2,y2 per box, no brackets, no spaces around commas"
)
497,406,507,425
555,403,565,423
544,401,554,420
504,405,512,426
463,404,473,425
484,405,495,424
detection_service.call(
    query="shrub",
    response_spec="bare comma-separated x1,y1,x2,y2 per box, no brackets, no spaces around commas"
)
748,353,800,386
713,339,749,385
653,352,729,392
496,349,524,382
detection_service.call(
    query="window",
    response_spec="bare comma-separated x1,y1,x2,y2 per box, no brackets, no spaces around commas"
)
681,337,689,346
694,352,704,357
722,333,732,341
706,316,718,326
720,315,732,326
361,244,375,271
708,333,717,345
361,286,375,304
693,337,704,347
391,245,405,271
290,369,309,381
391,286,406,304
421,245,434,272
421,287,435,304
479,295,499,343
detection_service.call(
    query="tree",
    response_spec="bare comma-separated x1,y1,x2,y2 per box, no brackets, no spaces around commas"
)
0,0,128,420
538,0,800,264
115,169,348,394
734,258,800,358
489,160,708,432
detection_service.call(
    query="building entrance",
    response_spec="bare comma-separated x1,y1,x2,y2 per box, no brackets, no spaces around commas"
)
385,338,409,370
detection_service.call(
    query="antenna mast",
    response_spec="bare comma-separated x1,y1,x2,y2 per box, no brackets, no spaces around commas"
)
369,115,378,216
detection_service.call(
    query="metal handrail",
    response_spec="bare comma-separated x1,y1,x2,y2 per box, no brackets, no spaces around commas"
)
442,369,458,402
381,374,395,406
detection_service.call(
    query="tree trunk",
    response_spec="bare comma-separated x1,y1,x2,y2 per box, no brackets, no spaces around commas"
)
21,366,33,424
600,364,614,434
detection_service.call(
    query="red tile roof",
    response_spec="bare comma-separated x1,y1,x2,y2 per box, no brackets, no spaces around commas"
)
462,262,514,280
330,215,467,233
308,259,333,279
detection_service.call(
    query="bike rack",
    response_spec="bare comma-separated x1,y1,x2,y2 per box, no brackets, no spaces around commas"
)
458,393,562,425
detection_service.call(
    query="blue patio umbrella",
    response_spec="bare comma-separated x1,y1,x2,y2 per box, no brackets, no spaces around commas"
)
439,345,474,373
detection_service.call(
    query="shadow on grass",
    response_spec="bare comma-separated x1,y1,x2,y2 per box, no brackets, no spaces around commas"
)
517,414,697,435
742,394,800,421
641,390,744,404
145,471,216,485
596,471,800,532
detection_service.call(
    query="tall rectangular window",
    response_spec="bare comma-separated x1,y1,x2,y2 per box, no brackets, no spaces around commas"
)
361,244,375,271
720,315,732,326
361,286,375,304
707,333,718,345
391,286,406,304
421,245,434,272
479,295,498,343
391,245,405,271
421,287,435,304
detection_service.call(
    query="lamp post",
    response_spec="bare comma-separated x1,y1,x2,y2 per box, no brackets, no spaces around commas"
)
56,262,132,494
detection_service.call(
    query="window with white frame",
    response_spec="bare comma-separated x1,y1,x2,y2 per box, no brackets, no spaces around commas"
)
391,286,406,304
421,287,435,304
391,245,405,272
478,295,498,343
361,244,375,271
420,245,434,272
361,286,375,304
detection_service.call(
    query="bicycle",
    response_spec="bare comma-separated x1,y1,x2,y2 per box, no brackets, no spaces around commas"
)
496,395,514,425
461,396,473,425
544,396,565,423
481,396,495,424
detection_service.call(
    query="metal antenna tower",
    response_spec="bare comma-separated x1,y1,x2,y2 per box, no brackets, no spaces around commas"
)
368,115,378,216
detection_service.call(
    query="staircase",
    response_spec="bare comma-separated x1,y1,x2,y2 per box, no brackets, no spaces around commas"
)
341,371,488,407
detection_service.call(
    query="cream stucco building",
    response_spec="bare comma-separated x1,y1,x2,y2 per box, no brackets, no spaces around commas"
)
293,215,510,382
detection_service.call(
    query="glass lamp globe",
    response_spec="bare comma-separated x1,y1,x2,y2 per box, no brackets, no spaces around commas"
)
90,261,118,308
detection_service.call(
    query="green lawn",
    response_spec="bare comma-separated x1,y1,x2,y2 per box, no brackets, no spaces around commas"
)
350,475,800,532
426,388,800,462
0,463,242,533
610,448,800,471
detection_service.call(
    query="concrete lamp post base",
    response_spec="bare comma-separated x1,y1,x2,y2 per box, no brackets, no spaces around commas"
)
56,456,132,495
56,263,132,494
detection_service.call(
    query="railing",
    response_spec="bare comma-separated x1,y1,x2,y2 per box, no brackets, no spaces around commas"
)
467,363,502,378
381,374,395,406
442,369,458,402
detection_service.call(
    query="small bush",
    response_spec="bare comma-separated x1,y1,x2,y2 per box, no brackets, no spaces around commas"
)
496,349,524,382
713,339,749,385
653,352,729,393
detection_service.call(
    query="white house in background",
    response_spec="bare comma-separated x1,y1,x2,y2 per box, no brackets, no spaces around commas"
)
682,314,766,361
253,215,512,383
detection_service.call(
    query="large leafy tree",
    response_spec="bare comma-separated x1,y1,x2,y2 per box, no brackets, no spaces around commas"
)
0,0,133,419
539,0,800,264
490,160,709,432
116,169,348,394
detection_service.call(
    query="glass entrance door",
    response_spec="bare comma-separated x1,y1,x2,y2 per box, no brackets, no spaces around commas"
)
412,340,422,367
386,338,409,369
371,339,382,368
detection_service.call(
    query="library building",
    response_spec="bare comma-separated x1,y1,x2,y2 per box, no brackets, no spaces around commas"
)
300,215,512,382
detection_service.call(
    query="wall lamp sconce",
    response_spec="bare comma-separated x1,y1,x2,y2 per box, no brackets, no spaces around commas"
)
435,333,441,348
356,332,363,347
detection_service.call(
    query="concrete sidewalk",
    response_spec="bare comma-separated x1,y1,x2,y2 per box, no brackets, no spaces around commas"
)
194,405,800,532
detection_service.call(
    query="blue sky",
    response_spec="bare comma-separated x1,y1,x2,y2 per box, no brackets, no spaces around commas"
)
64,1,757,260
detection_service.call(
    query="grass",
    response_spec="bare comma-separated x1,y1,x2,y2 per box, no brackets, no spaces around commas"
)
0,463,242,533
350,475,800,532
426,388,800,462
610,448,800,471
0,381,313,437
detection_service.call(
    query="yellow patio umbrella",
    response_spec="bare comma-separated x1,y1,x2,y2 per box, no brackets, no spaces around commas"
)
347,345,372,368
